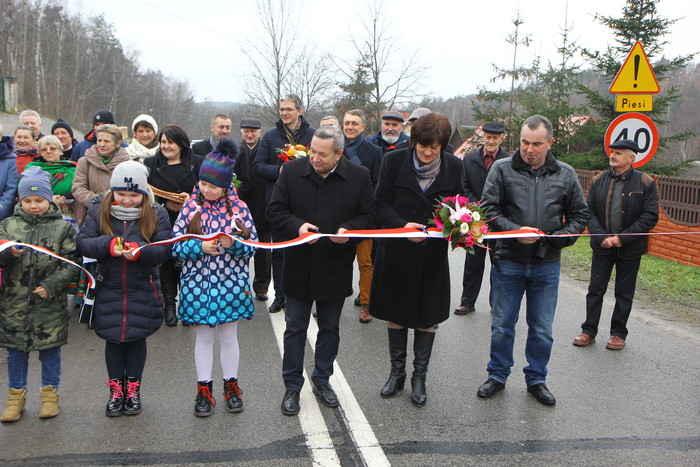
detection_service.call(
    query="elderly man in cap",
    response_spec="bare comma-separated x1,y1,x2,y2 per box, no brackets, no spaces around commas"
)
573,139,658,351
238,118,272,301
455,121,511,315
367,110,408,154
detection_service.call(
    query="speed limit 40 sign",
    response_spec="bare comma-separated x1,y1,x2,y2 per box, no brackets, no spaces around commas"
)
605,112,658,168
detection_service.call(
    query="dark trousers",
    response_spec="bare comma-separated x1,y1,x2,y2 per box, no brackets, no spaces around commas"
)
160,259,179,303
583,251,642,339
105,339,148,379
460,245,493,307
282,296,344,391
271,228,285,300
252,228,272,295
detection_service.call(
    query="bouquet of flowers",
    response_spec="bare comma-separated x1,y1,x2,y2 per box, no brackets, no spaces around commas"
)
277,143,309,162
430,195,489,252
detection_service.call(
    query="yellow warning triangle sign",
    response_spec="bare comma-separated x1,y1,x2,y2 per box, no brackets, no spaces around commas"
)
609,42,660,94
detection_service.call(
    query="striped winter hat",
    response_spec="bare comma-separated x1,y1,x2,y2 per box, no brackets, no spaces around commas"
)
199,138,239,188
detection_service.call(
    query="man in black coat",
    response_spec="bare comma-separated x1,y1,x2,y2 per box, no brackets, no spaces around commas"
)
573,139,658,351
455,122,511,315
191,114,232,157
342,109,383,322
237,118,272,302
254,94,316,313
267,127,376,416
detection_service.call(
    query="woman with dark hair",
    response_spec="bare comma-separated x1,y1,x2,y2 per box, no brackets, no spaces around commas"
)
369,113,464,407
143,124,204,326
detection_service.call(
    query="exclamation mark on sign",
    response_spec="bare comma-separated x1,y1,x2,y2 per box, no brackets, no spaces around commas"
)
633,54,640,88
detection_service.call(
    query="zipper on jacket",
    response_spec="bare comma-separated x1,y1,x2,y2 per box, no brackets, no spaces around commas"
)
120,221,128,342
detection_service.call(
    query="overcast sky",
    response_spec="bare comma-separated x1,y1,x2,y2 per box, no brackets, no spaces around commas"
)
70,0,698,104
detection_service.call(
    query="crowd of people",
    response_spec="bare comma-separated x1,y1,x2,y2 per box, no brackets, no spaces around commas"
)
0,97,658,422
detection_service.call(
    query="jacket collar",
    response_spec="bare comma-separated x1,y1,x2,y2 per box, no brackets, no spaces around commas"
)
301,152,349,181
511,149,560,173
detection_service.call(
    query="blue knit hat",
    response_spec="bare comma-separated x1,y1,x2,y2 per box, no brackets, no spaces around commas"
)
18,166,53,202
199,138,239,188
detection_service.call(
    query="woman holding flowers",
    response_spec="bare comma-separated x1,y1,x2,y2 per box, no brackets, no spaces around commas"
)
369,113,464,408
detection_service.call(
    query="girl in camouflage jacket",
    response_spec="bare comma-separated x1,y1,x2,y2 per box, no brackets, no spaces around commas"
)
0,167,79,422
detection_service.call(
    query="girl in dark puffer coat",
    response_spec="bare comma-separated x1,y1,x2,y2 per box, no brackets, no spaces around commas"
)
77,161,172,417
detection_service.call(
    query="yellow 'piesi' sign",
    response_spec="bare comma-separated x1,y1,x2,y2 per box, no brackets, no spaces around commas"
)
609,42,660,94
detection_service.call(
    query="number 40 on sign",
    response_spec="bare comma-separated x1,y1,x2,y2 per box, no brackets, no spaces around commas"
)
604,112,659,169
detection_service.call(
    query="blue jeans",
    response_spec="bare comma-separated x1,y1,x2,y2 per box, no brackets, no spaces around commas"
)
487,259,560,386
6,347,62,389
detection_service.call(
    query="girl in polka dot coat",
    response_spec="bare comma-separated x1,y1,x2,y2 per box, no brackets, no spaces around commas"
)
171,139,257,416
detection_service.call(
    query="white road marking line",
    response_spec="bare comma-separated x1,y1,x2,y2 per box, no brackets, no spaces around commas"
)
267,309,341,467
305,316,391,467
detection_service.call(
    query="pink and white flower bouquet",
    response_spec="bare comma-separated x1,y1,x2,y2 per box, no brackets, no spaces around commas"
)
431,195,489,252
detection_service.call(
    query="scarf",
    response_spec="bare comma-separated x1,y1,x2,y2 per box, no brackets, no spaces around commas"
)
343,137,363,165
127,139,159,162
412,150,441,192
110,204,141,221
24,160,76,196
284,119,302,144
99,147,119,164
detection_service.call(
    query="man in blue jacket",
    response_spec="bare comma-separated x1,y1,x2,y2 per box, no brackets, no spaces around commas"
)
253,94,316,313
573,139,658,351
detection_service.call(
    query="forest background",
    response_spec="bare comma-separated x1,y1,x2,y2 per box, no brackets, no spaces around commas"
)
0,0,697,174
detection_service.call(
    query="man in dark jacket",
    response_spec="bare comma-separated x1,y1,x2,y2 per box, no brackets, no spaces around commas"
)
342,109,383,322
267,126,376,416
455,122,511,315
478,115,588,406
573,139,658,351
192,114,232,157
238,118,271,302
51,119,79,161
366,110,408,154
254,94,316,313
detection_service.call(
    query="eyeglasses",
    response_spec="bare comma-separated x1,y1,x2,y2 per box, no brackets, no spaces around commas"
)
39,146,62,153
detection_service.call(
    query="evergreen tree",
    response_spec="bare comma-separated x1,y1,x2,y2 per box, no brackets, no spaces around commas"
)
578,0,696,168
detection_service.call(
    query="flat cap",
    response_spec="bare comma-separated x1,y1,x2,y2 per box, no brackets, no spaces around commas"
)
408,107,432,122
482,121,506,134
608,139,640,153
381,110,405,123
240,118,262,129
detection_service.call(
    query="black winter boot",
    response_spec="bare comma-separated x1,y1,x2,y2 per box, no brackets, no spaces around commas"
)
380,327,408,398
223,378,244,413
195,381,215,417
162,280,178,326
105,378,124,417
410,330,436,407
123,377,142,415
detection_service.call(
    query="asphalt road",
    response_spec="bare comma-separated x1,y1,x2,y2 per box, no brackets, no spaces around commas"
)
0,248,699,466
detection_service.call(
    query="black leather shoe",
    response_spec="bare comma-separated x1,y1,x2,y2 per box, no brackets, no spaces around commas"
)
527,383,556,406
477,378,505,398
312,383,339,408
255,293,268,301
269,297,285,313
281,390,300,415
354,295,361,306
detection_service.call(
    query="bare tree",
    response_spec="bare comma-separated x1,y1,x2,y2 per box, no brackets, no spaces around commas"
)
242,0,337,123
338,0,426,121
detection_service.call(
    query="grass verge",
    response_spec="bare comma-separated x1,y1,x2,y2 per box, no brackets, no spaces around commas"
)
560,239,700,326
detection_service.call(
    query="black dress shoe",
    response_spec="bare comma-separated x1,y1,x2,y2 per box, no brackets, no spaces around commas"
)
281,390,300,415
269,297,285,313
477,378,505,398
255,293,268,301
454,305,475,315
527,383,556,406
354,295,361,306
312,383,339,408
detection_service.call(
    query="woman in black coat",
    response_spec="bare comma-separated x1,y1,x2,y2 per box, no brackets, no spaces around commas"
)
143,125,204,326
370,113,464,407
